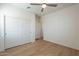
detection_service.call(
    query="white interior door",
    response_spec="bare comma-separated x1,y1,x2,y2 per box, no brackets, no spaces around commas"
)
5,16,31,49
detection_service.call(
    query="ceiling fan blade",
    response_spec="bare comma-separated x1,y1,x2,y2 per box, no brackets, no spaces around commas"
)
47,4,57,7
41,8,44,12
30,3,42,5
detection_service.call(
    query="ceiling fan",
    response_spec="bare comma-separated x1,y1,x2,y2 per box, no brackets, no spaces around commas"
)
30,3,57,12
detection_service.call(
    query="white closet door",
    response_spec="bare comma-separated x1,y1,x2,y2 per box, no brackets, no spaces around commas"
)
5,16,30,49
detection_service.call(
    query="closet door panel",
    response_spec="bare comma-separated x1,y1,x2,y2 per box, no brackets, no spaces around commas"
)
5,16,30,49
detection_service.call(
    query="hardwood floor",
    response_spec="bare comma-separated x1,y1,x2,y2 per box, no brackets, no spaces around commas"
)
0,39,79,56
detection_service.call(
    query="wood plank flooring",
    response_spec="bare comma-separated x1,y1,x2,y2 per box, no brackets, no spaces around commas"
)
0,39,79,56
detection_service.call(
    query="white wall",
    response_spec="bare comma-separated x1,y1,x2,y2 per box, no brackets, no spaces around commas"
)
0,13,5,51
0,4,35,51
35,15,43,39
0,4,5,51
42,4,79,50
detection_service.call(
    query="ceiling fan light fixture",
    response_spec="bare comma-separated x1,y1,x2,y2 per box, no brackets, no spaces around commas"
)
42,3,46,8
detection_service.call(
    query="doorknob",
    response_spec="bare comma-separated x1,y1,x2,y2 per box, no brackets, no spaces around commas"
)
5,33,7,35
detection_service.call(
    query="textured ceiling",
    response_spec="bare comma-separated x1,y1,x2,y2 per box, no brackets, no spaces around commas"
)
2,3,77,16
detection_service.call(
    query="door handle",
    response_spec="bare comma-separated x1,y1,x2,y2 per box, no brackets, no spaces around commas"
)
5,33,7,35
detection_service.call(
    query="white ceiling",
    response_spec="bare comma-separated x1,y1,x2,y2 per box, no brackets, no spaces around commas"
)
4,3,77,16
